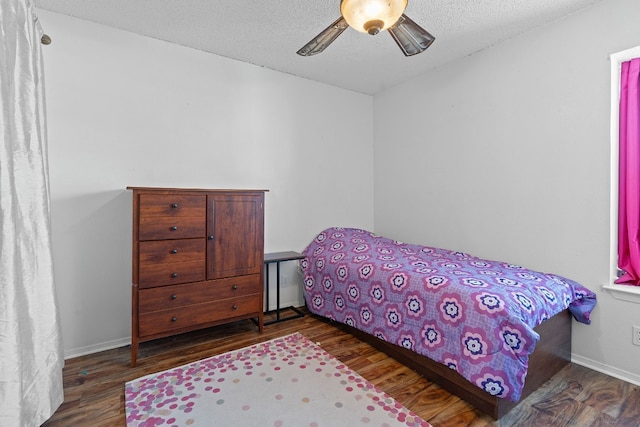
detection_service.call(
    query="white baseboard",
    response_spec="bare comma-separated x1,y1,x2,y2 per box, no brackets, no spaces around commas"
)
64,304,305,359
64,337,130,360
63,303,305,359
64,302,307,359
572,353,640,386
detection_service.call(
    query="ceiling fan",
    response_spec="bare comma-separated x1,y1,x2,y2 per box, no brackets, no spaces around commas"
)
297,0,435,57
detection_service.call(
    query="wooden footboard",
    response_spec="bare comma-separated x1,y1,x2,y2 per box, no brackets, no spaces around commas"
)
321,309,572,419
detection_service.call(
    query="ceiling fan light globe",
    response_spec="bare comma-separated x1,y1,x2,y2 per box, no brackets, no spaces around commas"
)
341,0,407,34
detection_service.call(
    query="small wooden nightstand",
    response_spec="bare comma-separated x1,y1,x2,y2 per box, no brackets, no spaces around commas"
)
264,251,305,325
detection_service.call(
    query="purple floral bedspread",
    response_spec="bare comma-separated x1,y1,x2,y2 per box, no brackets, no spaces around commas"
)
300,228,597,402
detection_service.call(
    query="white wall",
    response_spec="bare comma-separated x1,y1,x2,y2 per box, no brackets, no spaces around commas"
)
38,10,374,357
39,0,640,384
373,0,640,384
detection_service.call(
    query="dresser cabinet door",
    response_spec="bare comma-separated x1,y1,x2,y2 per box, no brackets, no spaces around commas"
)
206,194,264,279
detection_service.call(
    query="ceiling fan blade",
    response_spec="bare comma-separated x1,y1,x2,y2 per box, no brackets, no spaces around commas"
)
388,14,435,57
297,17,349,56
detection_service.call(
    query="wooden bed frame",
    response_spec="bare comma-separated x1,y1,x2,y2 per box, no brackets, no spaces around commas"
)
318,309,572,419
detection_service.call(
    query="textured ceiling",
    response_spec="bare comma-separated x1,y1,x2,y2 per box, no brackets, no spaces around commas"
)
33,0,602,95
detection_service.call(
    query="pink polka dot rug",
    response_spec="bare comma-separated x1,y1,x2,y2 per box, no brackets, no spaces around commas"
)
125,332,432,426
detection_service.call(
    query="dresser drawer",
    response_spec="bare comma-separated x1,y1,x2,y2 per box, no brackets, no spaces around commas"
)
138,294,262,337
139,260,206,288
139,194,206,217
139,216,205,241
212,274,262,299
138,274,261,312
139,239,205,264
138,195,206,241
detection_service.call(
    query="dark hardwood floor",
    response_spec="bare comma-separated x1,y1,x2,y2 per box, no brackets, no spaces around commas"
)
43,309,640,427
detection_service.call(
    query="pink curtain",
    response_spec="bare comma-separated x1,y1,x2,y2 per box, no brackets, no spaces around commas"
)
616,58,640,285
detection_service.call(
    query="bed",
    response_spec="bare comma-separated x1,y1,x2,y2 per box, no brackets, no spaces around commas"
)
300,227,597,419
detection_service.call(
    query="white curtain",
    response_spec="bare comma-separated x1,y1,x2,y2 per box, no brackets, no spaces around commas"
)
0,1,64,426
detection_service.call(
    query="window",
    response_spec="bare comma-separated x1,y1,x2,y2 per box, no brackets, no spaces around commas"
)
605,46,640,303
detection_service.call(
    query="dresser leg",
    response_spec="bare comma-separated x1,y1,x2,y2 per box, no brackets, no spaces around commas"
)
131,340,138,367
131,285,139,367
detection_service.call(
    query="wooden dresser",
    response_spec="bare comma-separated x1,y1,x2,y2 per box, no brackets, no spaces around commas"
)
127,187,266,366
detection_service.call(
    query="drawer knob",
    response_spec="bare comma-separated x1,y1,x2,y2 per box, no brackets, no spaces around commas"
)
171,203,179,208
170,249,178,254
232,305,238,310
232,284,238,290
208,235,215,240
171,272,178,278
171,317,177,322
170,226,178,231
171,294,177,300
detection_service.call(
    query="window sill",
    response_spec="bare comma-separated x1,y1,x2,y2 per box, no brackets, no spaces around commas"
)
602,284,640,304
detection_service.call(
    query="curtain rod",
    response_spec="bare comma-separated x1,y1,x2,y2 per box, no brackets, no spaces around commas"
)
41,34,51,45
